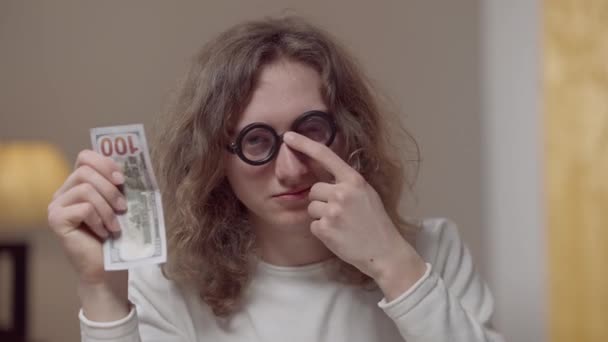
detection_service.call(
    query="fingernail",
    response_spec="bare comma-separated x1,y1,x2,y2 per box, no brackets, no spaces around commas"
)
112,171,125,184
116,197,127,211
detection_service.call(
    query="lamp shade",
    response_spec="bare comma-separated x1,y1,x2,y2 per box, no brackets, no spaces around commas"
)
0,142,70,230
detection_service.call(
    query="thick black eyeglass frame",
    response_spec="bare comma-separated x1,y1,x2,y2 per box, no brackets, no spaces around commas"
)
227,110,337,166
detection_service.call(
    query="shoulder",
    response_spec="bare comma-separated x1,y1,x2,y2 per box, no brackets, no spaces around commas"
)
414,217,463,252
128,265,200,325
129,264,169,287
128,264,183,303
413,218,470,278
128,266,204,337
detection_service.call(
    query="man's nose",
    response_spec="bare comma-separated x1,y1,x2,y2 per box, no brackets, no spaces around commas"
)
274,142,311,186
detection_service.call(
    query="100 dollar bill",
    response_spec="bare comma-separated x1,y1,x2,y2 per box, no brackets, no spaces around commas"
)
90,124,167,270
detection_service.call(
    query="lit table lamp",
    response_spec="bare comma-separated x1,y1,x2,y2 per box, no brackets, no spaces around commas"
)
0,142,69,341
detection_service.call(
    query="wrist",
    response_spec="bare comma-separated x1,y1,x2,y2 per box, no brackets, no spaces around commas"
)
78,273,130,322
372,247,427,302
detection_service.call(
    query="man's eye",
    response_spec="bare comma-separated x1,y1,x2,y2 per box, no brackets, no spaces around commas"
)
298,123,329,142
245,135,270,146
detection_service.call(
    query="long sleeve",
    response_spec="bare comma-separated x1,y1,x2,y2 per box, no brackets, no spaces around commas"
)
79,265,191,342
378,218,504,342
79,306,141,342
79,218,502,342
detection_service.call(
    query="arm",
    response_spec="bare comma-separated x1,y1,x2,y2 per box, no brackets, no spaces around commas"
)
79,266,190,342
378,218,504,342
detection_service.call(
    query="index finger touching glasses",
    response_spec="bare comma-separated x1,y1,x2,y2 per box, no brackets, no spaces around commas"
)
227,110,337,166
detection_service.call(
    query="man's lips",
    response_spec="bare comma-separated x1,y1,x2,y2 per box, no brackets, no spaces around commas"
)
272,186,312,197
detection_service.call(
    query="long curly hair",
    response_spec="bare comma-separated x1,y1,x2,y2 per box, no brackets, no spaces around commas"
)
152,16,420,317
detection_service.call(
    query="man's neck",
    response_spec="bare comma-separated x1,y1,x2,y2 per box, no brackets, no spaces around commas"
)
253,220,334,267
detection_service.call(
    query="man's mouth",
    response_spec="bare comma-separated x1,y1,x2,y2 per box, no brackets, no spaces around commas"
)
273,186,312,198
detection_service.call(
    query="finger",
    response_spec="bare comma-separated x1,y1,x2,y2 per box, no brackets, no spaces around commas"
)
79,204,111,239
49,202,110,239
55,183,121,232
55,165,126,212
307,200,328,219
74,149,124,185
283,132,359,183
308,182,334,202
310,218,333,243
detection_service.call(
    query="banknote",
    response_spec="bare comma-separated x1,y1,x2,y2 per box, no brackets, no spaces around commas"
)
90,124,167,270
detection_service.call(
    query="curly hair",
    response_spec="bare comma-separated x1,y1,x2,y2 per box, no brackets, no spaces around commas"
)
152,16,420,317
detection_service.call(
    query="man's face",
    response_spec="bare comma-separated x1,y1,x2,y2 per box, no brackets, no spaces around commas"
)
224,59,344,232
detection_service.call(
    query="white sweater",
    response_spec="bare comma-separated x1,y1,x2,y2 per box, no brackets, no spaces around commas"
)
79,218,504,342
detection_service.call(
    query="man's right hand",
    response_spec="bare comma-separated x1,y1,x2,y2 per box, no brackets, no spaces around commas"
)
47,149,130,321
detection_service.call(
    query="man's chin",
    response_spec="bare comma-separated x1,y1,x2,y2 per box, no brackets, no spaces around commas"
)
278,211,313,226
262,210,313,229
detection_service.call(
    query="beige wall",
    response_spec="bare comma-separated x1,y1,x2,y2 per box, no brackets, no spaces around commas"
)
1,1,489,341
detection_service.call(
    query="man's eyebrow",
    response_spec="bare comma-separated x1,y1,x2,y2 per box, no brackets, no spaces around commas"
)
232,109,330,134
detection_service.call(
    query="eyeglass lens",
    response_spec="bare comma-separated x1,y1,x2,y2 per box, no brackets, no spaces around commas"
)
239,112,334,163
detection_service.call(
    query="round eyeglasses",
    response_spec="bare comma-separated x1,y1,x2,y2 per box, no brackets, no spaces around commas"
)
227,110,337,166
